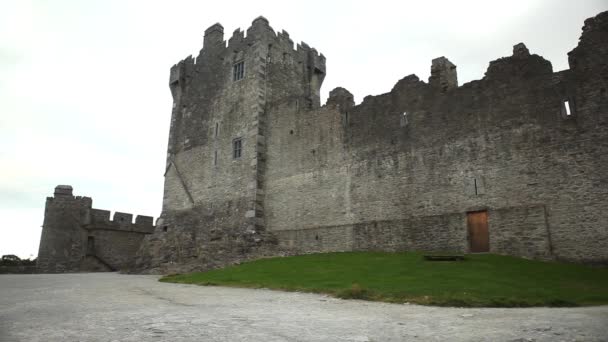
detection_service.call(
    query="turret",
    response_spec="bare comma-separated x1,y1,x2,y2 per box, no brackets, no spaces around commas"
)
37,186,92,273
247,16,275,40
203,23,224,50
54,184,73,197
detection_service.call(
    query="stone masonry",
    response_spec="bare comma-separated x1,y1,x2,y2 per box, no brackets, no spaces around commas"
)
132,12,608,273
39,12,608,274
37,185,155,273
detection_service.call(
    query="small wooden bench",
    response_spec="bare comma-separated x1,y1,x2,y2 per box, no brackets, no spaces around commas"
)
423,255,465,261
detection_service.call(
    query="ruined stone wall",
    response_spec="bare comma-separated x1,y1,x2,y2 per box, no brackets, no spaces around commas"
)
264,11,608,264
37,186,154,273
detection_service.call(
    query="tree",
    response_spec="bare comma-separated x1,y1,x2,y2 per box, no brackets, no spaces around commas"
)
1,255,22,266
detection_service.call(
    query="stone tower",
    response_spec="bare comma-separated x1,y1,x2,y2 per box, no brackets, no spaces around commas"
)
37,185,92,272
137,16,326,271
37,185,155,273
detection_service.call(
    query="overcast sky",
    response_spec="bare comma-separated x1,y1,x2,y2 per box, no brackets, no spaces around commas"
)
1,0,606,259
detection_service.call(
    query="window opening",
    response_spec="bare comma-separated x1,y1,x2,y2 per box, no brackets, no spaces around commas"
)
215,122,219,137
214,150,218,165
400,112,408,127
233,138,242,159
564,100,572,116
233,61,245,81
474,178,478,196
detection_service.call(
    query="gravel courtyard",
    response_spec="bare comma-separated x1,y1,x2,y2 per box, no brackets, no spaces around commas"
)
1,273,606,342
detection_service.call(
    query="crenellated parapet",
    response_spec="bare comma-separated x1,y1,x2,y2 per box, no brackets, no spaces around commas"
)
169,16,326,93
88,209,155,234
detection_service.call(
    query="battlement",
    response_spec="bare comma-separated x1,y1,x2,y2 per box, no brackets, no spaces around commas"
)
169,16,325,85
88,208,154,233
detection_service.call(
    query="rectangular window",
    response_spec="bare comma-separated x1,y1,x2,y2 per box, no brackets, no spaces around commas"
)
214,150,218,165
233,61,245,81
233,138,242,159
215,122,219,137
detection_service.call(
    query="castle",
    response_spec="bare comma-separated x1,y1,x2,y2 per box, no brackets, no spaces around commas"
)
38,12,608,273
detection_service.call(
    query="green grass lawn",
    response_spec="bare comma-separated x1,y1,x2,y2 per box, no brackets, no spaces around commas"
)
160,252,608,307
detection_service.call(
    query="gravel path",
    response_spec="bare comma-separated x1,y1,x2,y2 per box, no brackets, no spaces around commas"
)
0,273,606,341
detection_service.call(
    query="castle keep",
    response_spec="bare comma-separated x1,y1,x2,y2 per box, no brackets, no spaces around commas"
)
38,12,608,273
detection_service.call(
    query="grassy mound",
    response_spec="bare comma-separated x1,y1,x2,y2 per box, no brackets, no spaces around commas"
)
160,252,608,307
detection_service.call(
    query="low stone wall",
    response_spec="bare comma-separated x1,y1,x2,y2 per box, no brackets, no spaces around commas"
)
275,206,553,260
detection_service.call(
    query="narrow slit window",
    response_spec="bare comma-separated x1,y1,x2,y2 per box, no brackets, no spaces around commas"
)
215,122,219,137
233,138,242,159
400,112,408,127
233,61,245,81
214,150,218,165
86,236,95,255
564,100,572,116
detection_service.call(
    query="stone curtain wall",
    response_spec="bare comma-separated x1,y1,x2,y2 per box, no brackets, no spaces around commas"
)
264,12,608,264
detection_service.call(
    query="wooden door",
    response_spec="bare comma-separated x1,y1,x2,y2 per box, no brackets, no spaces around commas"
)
467,211,489,253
